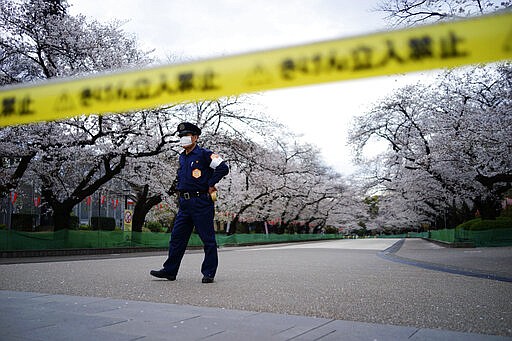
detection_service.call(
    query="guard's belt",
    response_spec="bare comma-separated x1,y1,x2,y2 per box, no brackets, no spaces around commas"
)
178,191,208,199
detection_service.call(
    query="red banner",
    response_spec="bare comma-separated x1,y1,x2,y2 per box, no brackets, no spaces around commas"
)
111,199,119,209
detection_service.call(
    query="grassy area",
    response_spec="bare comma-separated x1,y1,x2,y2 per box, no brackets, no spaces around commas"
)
456,216,512,231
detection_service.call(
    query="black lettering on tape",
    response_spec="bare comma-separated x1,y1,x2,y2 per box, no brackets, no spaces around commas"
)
409,36,433,60
1,96,34,117
352,46,373,70
55,93,76,111
154,74,177,96
440,31,468,59
178,72,194,92
328,51,348,72
19,96,34,115
134,78,151,100
201,69,219,90
2,97,16,116
378,40,405,67
281,59,295,80
246,65,273,86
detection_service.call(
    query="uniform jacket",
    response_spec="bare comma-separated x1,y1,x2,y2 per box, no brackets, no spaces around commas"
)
176,145,229,192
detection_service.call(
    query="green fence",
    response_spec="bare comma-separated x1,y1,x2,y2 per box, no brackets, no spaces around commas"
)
455,228,512,247
429,229,456,243
0,230,344,252
378,232,429,239
377,229,512,247
2,228,510,252
426,228,512,247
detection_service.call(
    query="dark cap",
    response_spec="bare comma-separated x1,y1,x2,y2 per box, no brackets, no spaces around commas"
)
177,122,201,137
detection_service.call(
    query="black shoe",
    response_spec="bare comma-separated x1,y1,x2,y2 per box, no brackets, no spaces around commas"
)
150,269,176,281
202,276,214,283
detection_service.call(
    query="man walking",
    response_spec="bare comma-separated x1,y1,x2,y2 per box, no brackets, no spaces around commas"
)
150,122,229,283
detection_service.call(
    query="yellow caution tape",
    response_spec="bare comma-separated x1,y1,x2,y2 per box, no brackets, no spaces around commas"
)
0,12,511,127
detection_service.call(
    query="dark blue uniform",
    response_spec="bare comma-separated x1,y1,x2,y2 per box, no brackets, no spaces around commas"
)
162,145,229,279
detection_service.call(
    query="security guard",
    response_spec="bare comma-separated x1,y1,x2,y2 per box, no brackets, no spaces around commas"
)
151,122,229,283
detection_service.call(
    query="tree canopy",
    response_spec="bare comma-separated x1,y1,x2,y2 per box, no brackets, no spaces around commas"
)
348,0,512,231
1,0,510,235
0,0,355,233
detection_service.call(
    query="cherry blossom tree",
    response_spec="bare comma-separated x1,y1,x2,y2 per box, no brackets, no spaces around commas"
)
0,0,157,229
376,0,511,27
345,0,512,232
349,64,512,228
212,132,356,234
1,0,362,235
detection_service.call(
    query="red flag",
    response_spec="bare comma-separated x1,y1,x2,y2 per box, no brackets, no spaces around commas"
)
101,195,106,205
10,192,18,204
111,199,119,209
86,196,92,206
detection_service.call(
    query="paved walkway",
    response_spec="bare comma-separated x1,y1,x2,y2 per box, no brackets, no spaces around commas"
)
392,239,512,281
1,290,510,341
1,238,511,340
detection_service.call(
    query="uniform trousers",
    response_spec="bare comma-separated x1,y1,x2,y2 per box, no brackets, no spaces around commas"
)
163,195,218,278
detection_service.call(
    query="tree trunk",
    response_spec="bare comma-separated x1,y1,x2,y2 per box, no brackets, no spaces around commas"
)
228,216,239,235
43,155,127,232
131,206,145,233
475,195,501,220
131,184,162,232
229,191,271,235
0,153,36,197
474,174,512,220
52,204,73,231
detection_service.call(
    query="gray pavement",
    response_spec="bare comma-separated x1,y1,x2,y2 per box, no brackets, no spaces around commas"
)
393,239,512,280
0,238,511,340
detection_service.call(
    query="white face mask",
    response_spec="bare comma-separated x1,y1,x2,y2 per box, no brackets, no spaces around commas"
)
179,135,193,147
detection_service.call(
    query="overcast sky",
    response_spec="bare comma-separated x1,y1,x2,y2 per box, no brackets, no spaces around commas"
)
68,0,428,175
